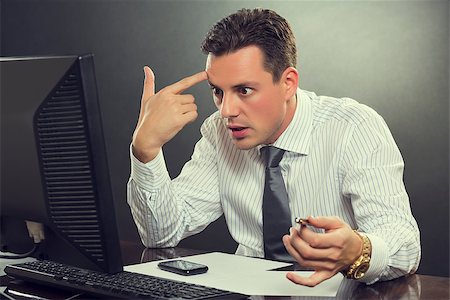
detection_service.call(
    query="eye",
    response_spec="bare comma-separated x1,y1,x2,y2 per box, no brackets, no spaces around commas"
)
238,87,253,96
210,87,223,104
212,87,223,97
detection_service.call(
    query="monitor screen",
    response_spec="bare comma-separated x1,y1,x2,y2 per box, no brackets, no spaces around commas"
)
0,54,123,274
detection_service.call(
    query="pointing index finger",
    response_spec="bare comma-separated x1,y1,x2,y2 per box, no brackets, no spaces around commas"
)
164,71,208,94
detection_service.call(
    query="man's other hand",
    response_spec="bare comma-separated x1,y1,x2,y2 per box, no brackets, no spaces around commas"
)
282,216,363,287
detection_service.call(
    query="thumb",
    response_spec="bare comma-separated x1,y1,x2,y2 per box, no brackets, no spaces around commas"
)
136,66,155,131
307,216,343,231
142,66,155,100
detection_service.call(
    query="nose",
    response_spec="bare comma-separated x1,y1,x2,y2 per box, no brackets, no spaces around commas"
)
219,93,240,118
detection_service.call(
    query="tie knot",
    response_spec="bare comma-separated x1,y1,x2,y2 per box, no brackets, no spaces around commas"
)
261,146,285,168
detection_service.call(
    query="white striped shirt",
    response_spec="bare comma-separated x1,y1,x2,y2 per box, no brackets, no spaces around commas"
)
127,89,421,284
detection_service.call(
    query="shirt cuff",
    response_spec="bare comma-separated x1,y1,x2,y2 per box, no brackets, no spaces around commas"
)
359,233,389,284
129,145,170,192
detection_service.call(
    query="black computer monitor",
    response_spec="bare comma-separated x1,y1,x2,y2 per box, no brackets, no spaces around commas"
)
0,54,123,274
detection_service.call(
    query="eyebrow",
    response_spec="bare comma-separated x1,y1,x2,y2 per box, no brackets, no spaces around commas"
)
208,80,260,89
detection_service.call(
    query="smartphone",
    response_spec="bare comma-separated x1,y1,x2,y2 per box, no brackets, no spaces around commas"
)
157,260,208,276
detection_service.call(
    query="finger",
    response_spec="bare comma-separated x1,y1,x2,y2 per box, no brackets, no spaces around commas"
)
164,71,207,95
283,229,313,263
179,103,198,114
283,234,303,263
293,225,326,249
286,270,335,287
180,110,198,125
167,95,196,113
142,66,155,99
136,67,155,130
176,94,196,104
300,224,349,249
307,216,343,231
299,226,332,249
284,233,338,268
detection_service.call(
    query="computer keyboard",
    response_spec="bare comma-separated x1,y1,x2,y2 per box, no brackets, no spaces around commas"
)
5,260,248,299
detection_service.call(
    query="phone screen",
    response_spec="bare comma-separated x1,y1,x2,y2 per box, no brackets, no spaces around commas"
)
158,260,208,276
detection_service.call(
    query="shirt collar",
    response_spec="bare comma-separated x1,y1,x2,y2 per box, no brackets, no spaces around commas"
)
265,88,312,155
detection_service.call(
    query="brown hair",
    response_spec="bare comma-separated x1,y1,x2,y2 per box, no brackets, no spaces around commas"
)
201,8,297,82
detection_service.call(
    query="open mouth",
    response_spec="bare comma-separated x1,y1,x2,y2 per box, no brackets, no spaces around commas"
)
228,126,249,139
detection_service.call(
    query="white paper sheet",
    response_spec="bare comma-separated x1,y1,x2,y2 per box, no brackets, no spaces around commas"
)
124,252,343,297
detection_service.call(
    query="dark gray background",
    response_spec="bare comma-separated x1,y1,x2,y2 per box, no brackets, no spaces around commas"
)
1,0,448,277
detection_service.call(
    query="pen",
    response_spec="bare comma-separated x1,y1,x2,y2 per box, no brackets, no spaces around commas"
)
295,217,309,226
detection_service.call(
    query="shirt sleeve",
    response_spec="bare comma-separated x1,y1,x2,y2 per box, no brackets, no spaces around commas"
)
340,107,421,284
127,115,223,248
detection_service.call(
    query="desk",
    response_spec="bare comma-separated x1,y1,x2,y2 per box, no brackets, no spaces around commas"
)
1,240,449,299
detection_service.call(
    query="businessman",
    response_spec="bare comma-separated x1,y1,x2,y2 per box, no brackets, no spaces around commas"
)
128,8,420,286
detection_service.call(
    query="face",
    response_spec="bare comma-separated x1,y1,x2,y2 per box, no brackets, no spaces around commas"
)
205,45,298,150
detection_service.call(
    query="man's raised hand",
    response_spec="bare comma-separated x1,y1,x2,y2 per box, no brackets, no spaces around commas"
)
132,66,207,163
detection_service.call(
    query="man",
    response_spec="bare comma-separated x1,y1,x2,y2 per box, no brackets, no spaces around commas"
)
128,8,420,286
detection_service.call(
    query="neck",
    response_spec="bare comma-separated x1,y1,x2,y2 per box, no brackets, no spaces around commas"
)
266,93,298,145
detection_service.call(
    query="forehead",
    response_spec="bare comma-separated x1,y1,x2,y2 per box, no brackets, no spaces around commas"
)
205,46,271,86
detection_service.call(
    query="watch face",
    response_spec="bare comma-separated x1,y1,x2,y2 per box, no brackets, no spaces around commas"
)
354,263,370,279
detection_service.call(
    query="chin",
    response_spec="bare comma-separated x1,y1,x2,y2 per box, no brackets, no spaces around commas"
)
232,138,259,150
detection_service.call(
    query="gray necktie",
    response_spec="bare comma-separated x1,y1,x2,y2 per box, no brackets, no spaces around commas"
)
261,146,292,262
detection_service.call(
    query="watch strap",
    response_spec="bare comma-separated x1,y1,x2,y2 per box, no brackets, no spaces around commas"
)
344,230,372,280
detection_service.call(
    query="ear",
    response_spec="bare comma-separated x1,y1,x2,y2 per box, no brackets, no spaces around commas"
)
280,67,299,100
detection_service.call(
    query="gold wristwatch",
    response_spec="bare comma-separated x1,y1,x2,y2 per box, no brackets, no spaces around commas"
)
344,231,372,280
